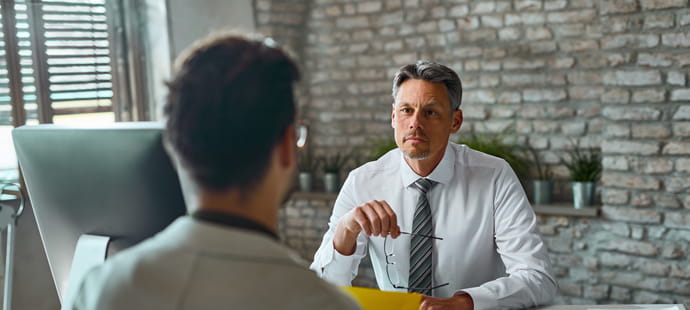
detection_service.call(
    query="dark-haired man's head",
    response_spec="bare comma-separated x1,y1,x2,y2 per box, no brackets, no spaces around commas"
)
164,33,300,206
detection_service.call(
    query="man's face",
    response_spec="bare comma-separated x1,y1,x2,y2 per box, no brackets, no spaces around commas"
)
392,79,462,161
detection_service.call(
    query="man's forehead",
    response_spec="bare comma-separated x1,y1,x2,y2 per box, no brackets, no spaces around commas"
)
395,79,450,106
395,100,443,107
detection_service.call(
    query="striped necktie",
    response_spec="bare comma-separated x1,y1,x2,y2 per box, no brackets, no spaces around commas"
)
409,178,435,295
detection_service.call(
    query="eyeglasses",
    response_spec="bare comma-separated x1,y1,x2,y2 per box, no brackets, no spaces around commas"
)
296,121,308,148
384,232,449,292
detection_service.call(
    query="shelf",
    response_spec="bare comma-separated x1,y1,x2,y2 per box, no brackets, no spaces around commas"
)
289,192,599,217
533,203,599,217
290,191,338,201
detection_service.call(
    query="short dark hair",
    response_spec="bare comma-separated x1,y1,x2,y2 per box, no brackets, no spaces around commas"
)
164,33,300,192
392,60,463,111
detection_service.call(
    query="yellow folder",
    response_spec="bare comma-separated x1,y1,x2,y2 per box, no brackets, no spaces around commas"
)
341,286,422,310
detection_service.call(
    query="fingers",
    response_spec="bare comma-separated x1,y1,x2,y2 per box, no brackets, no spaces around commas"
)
381,200,401,238
419,296,444,310
350,200,400,237
419,295,473,310
370,201,389,236
419,296,435,310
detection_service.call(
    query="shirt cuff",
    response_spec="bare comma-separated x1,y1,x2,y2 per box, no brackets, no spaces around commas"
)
315,241,364,286
458,287,499,310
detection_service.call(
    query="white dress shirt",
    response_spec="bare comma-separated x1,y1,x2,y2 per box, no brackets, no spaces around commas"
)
310,143,557,310
65,216,360,310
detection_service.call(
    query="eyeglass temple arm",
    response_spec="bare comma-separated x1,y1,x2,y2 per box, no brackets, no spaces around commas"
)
296,122,308,148
400,231,443,240
404,282,450,291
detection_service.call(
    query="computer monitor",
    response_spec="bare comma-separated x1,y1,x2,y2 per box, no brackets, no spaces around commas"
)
12,122,187,302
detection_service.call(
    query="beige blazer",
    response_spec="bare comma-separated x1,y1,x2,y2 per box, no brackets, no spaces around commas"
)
64,216,360,310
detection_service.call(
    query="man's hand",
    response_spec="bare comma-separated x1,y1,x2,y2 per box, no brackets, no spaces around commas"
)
333,200,401,255
420,294,474,310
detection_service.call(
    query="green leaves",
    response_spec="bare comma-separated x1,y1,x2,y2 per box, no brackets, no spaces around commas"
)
298,148,320,173
561,143,602,182
321,152,351,173
368,138,398,161
456,131,528,178
526,145,553,180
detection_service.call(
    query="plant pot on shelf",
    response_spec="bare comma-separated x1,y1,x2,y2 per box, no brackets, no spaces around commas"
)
572,181,595,209
298,172,313,192
560,142,601,209
531,179,553,205
320,151,350,194
525,145,554,206
323,172,340,193
297,145,319,192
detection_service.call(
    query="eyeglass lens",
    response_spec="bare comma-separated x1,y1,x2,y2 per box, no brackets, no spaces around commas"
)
384,233,449,292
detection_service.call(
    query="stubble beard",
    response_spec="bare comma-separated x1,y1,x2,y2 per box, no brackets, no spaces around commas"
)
402,148,430,160
400,130,431,160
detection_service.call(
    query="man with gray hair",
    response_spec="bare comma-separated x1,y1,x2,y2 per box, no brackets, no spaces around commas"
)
312,61,556,310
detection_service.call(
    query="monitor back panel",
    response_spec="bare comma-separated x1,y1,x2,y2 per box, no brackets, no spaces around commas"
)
13,122,187,299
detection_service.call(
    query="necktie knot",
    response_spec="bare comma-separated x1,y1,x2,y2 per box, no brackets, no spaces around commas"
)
414,178,434,194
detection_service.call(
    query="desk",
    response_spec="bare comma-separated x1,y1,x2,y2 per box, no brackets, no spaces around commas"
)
537,305,686,310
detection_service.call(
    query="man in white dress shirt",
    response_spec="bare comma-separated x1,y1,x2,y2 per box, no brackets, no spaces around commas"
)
64,33,360,310
311,61,556,310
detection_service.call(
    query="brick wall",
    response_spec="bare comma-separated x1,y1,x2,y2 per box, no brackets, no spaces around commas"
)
279,196,378,287
260,0,690,306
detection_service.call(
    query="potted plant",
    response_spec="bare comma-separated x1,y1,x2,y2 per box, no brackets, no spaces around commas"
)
526,145,554,205
297,147,319,192
456,130,528,179
368,137,398,161
561,143,602,209
321,152,350,193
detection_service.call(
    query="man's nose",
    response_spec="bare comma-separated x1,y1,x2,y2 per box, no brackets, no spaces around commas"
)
409,111,422,129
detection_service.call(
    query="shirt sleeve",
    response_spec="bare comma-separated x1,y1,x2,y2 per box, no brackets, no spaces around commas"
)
460,161,557,310
310,174,369,286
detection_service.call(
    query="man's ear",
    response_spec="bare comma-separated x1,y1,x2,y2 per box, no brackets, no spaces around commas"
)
450,109,463,133
391,103,396,129
278,125,295,168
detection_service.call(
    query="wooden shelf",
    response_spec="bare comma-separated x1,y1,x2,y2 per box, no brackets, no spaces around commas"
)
290,191,338,201
533,203,599,217
290,192,599,217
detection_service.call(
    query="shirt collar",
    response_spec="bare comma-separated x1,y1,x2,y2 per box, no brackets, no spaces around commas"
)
191,209,279,240
399,143,455,188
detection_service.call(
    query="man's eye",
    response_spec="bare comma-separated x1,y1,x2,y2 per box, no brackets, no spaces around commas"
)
426,110,437,116
401,108,412,113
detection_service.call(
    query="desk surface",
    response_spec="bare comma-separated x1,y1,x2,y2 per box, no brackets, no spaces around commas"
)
537,305,686,310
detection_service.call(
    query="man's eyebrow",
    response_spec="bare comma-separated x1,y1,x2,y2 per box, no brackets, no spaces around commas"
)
395,101,446,111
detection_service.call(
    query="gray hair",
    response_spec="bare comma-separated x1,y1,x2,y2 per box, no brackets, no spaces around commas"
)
391,60,463,111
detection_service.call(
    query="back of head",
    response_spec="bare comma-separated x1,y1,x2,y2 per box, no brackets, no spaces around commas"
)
164,33,300,192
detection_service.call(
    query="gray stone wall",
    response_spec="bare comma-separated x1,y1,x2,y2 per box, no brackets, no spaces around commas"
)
262,0,690,306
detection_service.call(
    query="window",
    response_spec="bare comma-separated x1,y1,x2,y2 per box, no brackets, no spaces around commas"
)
41,0,114,124
0,0,127,182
